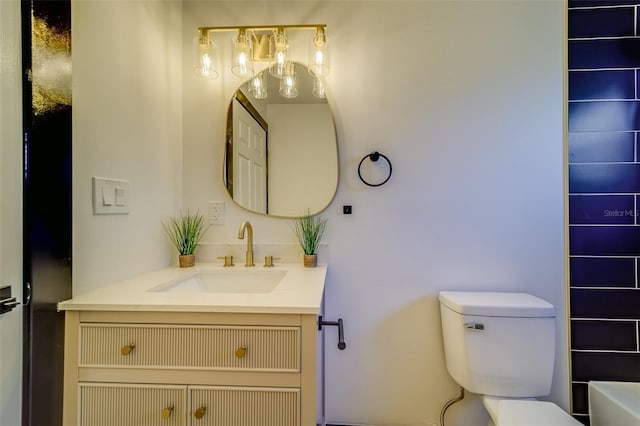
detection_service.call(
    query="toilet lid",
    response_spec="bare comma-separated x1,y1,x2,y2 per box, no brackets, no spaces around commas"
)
497,400,582,426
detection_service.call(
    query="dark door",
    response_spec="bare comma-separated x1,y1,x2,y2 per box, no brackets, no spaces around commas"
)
21,1,72,425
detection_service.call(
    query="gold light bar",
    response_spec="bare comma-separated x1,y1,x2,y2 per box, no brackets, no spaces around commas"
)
195,24,330,89
197,24,326,33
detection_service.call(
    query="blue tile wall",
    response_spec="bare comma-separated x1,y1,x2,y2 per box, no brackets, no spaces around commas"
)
569,70,635,101
569,8,635,38
571,320,637,350
569,226,640,255
570,0,640,6
569,164,640,192
572,352,640,382
570,288,640,318
571,383,590,426
571,383,588,414
568,101,640,132
569,38,640,69
570,257,635,287
568,132,635,163
568,1,640,422
569,195,634,224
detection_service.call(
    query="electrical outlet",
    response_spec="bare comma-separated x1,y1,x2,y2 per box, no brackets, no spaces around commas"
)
209,201,225,225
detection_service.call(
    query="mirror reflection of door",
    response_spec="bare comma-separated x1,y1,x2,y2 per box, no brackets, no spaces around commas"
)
224,63,338,218
231,97,268,214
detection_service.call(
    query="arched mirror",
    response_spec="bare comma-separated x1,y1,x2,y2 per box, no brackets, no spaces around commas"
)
224,62,338,218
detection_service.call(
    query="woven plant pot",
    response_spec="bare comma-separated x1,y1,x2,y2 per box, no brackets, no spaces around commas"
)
303,254,318,268
179,254,195,268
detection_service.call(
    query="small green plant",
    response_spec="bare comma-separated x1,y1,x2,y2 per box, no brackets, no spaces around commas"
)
162,211,210,255
293,210,327,255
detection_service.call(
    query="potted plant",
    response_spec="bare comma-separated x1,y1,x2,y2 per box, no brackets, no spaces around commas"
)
163,211,210,267
293,210,327,267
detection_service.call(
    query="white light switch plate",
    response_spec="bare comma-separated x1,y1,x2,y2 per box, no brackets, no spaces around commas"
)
93,177,130,215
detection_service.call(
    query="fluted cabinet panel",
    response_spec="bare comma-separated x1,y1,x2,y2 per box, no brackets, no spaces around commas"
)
79,324,300,371
64,312,317,426
79,383,187,426
189,386,299,426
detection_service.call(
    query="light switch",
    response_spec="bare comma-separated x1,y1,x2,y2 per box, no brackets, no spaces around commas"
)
115,187,126,206
102,187,114,206
93,177,130,215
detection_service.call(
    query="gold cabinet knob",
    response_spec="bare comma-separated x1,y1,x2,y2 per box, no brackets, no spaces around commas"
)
120,344,135,356
235,346,247,359
193,406,206,420
161,405,174,419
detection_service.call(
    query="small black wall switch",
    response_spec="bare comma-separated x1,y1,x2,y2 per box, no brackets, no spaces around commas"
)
343,205,352,215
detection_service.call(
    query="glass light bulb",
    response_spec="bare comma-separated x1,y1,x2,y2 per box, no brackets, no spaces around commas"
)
312,77,326,98
237,52,249,75
232,30,254,77
269,29,290,78
201,54,212,77
193,33,218,79
249,73,268,99
308,28,330,77
270,51,286,78
279,71,298,98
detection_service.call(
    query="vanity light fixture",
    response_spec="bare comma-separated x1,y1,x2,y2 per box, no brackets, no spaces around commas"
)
231,28,254,77
248,72,268,99
308,26,330,77
194,28,218,79
279,64,298,98
196,24,330,87
269,27,290,78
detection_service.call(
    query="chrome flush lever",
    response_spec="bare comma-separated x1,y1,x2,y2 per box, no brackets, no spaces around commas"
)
465,322,484,331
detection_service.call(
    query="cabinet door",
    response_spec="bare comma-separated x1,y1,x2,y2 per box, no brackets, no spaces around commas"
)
79,383,187,426
189,385,299,426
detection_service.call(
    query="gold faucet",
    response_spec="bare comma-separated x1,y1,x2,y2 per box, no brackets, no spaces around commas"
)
237,221,255,267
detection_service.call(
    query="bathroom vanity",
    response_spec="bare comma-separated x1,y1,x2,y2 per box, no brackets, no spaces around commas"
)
58,263,326,426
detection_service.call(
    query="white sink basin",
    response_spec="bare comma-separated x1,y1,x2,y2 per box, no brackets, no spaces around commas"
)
589,381,640,426
148,269,287,294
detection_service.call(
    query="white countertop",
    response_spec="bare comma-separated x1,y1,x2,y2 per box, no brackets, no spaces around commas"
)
57,263,327,314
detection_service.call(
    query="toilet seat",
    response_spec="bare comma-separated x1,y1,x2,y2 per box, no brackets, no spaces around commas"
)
498,400,582,425
483,397,582,426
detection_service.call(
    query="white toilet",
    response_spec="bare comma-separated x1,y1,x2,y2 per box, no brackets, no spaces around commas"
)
438,291,581,426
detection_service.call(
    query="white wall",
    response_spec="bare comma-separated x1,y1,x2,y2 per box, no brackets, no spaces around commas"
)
72,0,184,294
267,103,336,216
183,1,567,424
0,0,23,423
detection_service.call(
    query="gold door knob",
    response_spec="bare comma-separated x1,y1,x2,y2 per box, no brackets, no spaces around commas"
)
235,346,247,359
194,406,206,420
161,405,174,419
120,344,135,356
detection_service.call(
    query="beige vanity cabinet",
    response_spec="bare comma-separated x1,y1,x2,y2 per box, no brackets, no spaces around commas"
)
63,310,317,426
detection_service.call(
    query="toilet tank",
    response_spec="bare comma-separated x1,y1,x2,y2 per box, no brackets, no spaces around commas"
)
439,291,556,398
